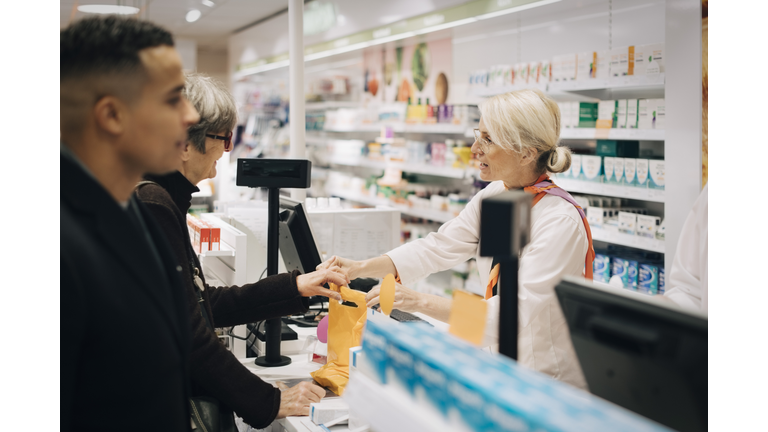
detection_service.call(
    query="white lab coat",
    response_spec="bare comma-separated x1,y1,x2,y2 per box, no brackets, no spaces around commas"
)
665,184,708,312
386,181,589,389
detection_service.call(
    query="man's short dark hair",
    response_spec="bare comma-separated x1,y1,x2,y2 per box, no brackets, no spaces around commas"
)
60,16,175,136
61,16,174,83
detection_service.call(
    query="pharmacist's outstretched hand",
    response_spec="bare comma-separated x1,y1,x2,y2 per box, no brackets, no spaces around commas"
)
316,255,360,280
365,282,422,313
276,381,325,418
296,266,348,301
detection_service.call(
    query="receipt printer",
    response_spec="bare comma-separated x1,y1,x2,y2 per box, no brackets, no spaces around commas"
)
236,158,311,189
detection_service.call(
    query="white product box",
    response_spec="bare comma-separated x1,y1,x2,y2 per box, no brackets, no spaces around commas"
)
540,61,552,83
529,62,542,83
637,215,661,239
645,43,665,76
638,99,657,129
569,101,580,128
587,206,610,228
595,50,610,79
517,63,529,84
649,160,665,189
617,100,628,128
597,100,616,128
581,155,602,182
613,158,626,184
635,159,649,187
653,98,666,129
570,154,582,179
577,51,596,80
603,157,615,184
626,99,639,128
623,158,637,186
618,211,638,235
609,47,629,77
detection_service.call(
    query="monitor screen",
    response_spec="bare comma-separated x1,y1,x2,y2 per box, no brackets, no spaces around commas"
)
555,276,707,432
278,196,323,274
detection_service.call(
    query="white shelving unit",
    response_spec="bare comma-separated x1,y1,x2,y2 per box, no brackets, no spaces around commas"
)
472,74,665,98
322,123,472,135
327,188,456,224
553,177,666,203
344,372,454,432
560,128,664,141
590,227,665,253
330,156,474,179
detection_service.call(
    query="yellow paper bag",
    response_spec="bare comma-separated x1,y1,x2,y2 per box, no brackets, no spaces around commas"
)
310,283,367,395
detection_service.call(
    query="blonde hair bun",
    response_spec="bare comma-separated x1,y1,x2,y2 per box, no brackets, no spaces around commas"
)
547,146,572,174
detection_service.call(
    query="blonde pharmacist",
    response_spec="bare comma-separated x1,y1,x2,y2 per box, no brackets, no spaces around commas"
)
318,89,595,390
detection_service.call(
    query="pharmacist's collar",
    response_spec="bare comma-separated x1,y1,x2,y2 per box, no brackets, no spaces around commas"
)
144,170,200,214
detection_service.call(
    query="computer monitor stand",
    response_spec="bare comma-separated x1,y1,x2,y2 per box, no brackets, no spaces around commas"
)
254,187,292,367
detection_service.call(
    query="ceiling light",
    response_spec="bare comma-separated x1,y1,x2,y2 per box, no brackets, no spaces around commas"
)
77,5,139,15
202,0,215,6
186,9,202,22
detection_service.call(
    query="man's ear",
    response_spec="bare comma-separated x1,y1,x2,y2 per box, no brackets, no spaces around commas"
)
92,96,128,136
520,147,539,167
180,142,193,162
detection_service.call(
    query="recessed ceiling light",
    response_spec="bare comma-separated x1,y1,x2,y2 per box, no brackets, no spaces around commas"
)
202,0,215,6
186,9,202,22
77,5,140,15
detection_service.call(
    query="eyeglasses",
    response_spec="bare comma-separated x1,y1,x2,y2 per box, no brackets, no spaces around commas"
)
473,128,494,153
205,131,233,152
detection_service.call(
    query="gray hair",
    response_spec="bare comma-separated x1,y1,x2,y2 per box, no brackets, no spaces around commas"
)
480,88,571,174
183,72,237,154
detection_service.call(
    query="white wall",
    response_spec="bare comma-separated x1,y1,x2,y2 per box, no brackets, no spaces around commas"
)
175,38,197,72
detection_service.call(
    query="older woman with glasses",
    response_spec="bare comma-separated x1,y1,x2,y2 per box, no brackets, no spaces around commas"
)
318,89,594,390
136,72,348,429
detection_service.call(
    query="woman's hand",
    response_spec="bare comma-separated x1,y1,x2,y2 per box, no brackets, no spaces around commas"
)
275,381,325,418
365,282,423,313
296,266,348,302
316,255,361,280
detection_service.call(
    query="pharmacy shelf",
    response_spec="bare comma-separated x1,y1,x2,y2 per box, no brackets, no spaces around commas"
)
560,128,664,141
591,227,665,253
344,372,455,432
553,177,666,202
472,74,665,97
330,156,473,179
327,188,456,223
322,123,472,135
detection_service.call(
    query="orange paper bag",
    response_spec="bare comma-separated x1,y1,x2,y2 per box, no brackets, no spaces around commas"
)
310,283,367,395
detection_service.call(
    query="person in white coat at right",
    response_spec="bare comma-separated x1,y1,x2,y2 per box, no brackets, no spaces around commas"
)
664,183,708,312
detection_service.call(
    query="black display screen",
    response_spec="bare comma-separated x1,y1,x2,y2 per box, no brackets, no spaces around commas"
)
236,158,311,188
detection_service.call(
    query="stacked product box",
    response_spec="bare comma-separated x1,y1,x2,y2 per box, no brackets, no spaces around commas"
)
357,317,672,432
593,246,665,295
186,214,221,253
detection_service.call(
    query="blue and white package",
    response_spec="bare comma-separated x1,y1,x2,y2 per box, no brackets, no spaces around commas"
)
611,257,630,289
659,266,666,294
385,331,421,396
639,263,659,294
359,317,392,384
627,259,639,290
593,254,611,283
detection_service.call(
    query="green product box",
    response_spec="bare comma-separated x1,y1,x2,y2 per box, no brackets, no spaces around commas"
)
577,102,599,128
596,140,640,158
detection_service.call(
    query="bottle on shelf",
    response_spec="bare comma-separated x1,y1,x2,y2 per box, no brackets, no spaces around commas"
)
425,97,436,124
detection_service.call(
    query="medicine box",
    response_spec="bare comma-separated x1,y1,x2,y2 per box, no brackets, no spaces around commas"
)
617,100,628,128
626,99,639,128
637,99,651,129
580,155,602,181
648,159,665,190
595,50,611,79
593,254,611,283
613,158,626,184
637,215,661,239
603,157,616,183
570,154,582,179
611,256,630,289
597,100,616,129
577,102,599,128
635,159,649,187
577,51,596,80
618,211,637,235
639,263,659,294
653,98,666,129
623,158,637,186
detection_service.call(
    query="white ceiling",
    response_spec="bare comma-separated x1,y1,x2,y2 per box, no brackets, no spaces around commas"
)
60,0,290,49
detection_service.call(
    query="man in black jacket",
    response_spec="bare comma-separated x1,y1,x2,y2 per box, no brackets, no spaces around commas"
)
61,16,200,431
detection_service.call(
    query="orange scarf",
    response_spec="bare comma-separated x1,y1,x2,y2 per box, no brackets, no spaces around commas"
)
485,174,595,299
